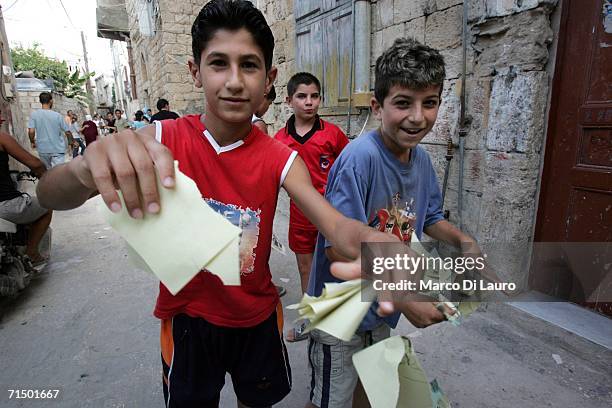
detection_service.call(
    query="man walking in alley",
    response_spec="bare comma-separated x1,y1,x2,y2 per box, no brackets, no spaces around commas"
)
150,98,179,122
114,109,130,132
28,92,73,169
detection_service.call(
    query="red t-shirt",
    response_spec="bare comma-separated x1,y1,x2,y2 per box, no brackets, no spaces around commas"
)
153,115,297,327
274,116,349,229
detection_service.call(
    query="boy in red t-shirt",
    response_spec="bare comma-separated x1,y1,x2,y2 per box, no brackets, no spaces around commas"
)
274,72,348,341
36,1,447,406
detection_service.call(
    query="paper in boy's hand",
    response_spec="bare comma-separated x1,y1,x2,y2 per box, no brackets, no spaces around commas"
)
101,161,241,295
353,336,450,408
287,279,376,341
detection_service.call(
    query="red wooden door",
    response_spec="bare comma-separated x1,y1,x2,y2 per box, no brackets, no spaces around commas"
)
534,0,612,315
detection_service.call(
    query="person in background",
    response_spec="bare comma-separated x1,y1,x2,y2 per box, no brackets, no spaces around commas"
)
64,110,73,126
27,92,73,168
105,111,116,134
93,113,105,137
69,114,86,158
114,109,130,131
150,98,180,122
0,128,52,265
252,85,276,135
145,108,153,122
274,72,349,342
82,114,99,146
132,110,148,130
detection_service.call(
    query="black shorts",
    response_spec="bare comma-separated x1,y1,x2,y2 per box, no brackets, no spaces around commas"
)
160,306,291,407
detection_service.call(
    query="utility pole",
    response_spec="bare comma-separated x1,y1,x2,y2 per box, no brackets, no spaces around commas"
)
80,30,95,114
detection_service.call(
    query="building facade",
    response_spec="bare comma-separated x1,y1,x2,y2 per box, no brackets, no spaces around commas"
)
100,0,611,306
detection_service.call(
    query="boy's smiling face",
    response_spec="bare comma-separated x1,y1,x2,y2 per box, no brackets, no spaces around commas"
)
189,28,276,127
372,84,441,160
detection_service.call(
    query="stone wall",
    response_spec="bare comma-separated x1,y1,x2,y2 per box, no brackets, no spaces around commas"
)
260,0,561,280
122,0,560,277
125,0,203,115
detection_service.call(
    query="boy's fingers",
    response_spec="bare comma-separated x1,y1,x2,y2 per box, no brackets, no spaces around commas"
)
144,137,175,188
84,149,121,212
127,139,160,214
330,259,361,280
107,144,143,218
376,301,395,317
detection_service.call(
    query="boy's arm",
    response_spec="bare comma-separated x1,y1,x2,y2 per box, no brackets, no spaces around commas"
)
424,220,475,248
65,131,74,145
282,157,396,260
37,125,175,214
28,128,36,149
0,132,46,177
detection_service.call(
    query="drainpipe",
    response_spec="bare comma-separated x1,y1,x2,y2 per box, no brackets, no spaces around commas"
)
354,1,371,95
348,0,372,137
441,137,454,218
457,1,470,231
124,36,137,100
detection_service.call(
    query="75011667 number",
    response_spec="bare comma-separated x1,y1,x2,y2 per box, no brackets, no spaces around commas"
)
8,389,60,399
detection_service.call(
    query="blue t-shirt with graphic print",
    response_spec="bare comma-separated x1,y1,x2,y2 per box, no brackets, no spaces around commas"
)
307,129,445,332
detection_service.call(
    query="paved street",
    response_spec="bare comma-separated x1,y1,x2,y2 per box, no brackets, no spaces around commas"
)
0,192,611,408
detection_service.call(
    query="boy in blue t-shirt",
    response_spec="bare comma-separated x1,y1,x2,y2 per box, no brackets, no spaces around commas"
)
307,38,478,408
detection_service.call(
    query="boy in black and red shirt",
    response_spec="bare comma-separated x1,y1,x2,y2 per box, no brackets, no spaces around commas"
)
275,72,348,341
36,1,448,406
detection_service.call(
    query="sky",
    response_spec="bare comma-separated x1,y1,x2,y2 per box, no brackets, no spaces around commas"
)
1,0,115,77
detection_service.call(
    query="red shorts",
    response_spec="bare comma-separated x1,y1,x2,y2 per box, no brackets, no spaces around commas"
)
288,225,318,254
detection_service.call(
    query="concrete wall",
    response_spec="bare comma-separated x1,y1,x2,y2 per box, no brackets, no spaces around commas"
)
125,0,203,115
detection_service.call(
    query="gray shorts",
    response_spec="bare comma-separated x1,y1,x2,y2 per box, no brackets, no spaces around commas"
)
308,325,391,408
0,194,48,224
39,153,66,169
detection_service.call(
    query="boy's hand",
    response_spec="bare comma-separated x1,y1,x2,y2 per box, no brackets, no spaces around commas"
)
68,129,175,218
331,260,449,327
387,300,450,328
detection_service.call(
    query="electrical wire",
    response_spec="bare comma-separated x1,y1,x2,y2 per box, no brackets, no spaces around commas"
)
1,0,21,13
57,0,77,30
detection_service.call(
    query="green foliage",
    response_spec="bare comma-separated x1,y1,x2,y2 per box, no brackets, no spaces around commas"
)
11,43,95,105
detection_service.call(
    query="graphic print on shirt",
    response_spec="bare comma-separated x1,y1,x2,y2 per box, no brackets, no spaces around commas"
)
368,192,417,243
319,154,331,171
206,198,261,275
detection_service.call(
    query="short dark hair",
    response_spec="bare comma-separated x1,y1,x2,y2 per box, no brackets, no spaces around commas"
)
287,72,321,98
374,38,445,104
135,110,144,121
191,0,274,70
266,85,276,101
115,109,122,114
156,98,169,111
39,92,52,104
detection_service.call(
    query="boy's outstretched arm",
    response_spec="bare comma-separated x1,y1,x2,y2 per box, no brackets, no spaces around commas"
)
282,157,397,259
37,126,175,216
424,220,475,248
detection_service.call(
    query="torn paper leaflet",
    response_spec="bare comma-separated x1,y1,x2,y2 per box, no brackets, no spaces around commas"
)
101,161,241,294
353,335,451,408
411,234,481,326
287,279,376,342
